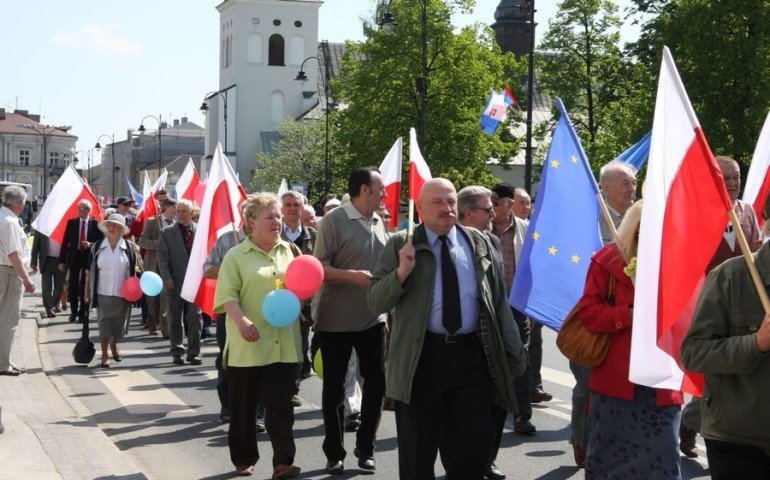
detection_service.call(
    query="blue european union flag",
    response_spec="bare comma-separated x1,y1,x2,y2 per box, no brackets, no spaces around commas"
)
126,175,144,208
510,99,604,331
614,131,651,170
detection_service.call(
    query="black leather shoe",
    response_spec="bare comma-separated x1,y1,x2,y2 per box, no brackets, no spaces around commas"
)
68,314,77,323
531,388,553,403
187,356,202,365
354,448,375,473
345,413,361,432
484,462,506,480
325,460,344,475
172,356,184,366
514,417,536,435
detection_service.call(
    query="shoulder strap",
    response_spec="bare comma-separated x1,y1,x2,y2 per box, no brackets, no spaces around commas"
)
606,276,616,306
289,242,302,258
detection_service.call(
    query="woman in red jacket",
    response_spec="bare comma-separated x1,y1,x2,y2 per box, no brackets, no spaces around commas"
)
576,200,684,479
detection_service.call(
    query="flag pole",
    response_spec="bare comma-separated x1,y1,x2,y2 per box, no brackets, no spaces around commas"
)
729,209,770,313
407,199,414,244
596,193,620,243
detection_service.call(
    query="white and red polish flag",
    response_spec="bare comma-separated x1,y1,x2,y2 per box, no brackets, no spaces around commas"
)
32,165,106,244
408,128,431,203
378,137,402,228
629,47,733,395
175,158,200,202
742,111,770,228
181,143,247,317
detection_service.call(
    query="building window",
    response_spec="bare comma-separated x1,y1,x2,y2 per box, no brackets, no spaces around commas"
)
18,149,30,166
247,33,264,64
273,19,281,26
268,34,285,66
289,36,305,66
294,21,302,28
49,152,59,166
63,153,71,167
271,90,285,123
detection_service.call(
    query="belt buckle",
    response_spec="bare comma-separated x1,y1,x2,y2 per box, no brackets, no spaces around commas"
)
444,333,457,344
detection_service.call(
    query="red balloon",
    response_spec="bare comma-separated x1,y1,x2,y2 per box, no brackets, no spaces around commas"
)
193,182,207,206
121,276,143,302
285,255,324,300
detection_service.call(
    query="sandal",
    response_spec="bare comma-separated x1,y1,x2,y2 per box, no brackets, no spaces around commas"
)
0,368,21,376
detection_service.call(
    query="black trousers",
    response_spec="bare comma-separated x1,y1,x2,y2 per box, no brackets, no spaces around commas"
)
293,319,311,395
395,333,495,480
318,323,386,461
40,257,65,312
706,438,770,480
215,313,229,409
227,363,297,468
530,320,544,390
67,264,88,319
511,308,532,420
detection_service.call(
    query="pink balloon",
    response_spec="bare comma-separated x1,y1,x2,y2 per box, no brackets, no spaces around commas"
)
193,183,207,206
121,276,143,302
285,255,324,300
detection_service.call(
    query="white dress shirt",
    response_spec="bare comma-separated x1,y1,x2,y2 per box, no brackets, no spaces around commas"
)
96,238,129,297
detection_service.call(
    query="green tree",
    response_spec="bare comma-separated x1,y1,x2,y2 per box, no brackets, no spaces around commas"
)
251,117,349,202
629,0,770,164
334,0,527,190
538,0,629,166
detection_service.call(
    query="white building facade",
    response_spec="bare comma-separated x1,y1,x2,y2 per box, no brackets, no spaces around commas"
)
205,0,323,185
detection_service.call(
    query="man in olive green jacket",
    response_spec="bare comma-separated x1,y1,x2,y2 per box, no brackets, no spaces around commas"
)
368,178,526,480
681,242,770,479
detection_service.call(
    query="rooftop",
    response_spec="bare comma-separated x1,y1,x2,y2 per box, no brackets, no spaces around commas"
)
0,109,77,138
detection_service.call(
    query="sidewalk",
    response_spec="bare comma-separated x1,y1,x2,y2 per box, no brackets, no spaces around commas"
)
0,277,149,480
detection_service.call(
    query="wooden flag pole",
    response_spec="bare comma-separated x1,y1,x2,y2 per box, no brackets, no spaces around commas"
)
407,199,415,244
729,209,770,313
596,193,620,244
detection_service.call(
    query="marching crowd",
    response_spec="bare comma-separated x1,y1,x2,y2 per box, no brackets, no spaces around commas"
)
0,154,769,479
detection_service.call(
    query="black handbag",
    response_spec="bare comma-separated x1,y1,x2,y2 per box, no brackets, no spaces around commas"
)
72,306,95,364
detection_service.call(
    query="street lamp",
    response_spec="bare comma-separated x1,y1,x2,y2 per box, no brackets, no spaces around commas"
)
200,91,228,153
95,134,116,202
378,0,429,153
73,149,92,184
523,0,536,193
18,123,67,199
138,115,163,178
295,41,335,196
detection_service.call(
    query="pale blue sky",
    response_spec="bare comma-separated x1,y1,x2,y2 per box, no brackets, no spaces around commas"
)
0,0,635,168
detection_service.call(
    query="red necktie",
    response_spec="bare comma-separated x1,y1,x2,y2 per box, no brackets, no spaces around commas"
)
79,220,86,247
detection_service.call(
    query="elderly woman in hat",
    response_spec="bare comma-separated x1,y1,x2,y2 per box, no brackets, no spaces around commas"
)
85,213,140,368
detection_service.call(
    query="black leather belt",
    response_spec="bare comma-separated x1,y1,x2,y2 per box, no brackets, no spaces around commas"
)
425,331,476,344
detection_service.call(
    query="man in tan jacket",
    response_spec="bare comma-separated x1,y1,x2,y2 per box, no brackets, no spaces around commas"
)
138,198,176,337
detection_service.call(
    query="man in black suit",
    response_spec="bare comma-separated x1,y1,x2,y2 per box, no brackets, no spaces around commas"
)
58,200,103,322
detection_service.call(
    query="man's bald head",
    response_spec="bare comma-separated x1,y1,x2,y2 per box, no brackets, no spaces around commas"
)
417,178,458,235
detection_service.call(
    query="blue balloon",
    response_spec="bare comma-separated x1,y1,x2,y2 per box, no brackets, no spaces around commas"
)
262,289,301,327
140,271,163,296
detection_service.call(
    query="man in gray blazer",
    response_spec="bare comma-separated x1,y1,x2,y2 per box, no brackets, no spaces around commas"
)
157,199,203,366
31,229,66,318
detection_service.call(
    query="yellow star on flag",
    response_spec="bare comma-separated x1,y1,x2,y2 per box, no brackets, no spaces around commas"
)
532,231,540,241
548,246,558,256
551,159,560,168
571,254,581,264
571,155,578,164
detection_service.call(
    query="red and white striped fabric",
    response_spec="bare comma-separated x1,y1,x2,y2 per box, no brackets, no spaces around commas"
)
408,128,431,203
629,47,732,395
378,137,402,229
181,143,247,317
129,170,168,240
742,111,770,228
175,158,200,202
31,165,106,244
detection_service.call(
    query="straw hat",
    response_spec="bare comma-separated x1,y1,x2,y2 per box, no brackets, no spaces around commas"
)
98,213,130,236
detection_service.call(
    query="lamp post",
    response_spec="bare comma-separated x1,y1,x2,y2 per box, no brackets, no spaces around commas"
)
73,149,93,183
199,91,228,153
95,134,116,202
378,0,428,152
138,115,163,178
18,123,66,199
523,0,536,193
295,42,335,196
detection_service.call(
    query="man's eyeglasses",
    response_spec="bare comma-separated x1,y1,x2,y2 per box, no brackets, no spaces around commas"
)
470,206,495,215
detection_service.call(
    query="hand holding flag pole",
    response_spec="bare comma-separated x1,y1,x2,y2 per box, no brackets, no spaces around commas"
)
729,208,770,313
407,200,414,244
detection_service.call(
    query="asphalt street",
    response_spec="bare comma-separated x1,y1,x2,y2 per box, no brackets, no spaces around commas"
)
35,307,712,480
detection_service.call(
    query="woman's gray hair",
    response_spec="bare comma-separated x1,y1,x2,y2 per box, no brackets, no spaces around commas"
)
457,186,492,219
599,161,637,185
177,198,194,211
243,192,279,221
2,186,27,207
